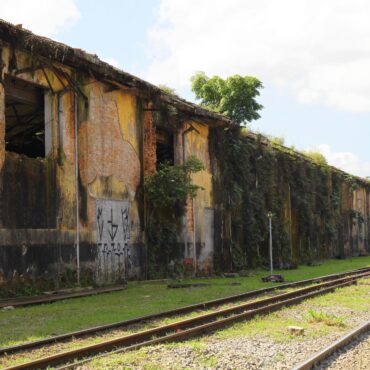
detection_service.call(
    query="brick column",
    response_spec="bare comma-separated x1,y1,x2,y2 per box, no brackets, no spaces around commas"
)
0,83,5,171
143,101,156,178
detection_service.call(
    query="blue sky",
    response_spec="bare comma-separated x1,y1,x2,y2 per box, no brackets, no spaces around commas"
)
1,0,369,177
59,0,159,76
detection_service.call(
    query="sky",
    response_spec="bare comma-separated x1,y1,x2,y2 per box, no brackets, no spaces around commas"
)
1,0,369,177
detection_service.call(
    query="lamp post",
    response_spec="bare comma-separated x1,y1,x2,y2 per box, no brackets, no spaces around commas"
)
267,211,273,276
261,211,284,283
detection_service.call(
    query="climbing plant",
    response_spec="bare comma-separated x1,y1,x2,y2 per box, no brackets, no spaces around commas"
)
210,125,370,273
144,156,204,277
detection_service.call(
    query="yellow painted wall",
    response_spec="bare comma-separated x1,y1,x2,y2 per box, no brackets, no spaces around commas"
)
185,121,212,209
184,120,214,272
0,48,77,230
0,46,144,280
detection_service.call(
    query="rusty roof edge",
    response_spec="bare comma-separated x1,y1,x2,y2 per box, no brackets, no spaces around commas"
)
242,131,370,187
0,19,231,126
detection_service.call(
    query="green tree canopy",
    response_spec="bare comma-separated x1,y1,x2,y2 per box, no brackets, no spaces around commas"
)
191,72,263,125
158,84,176,95
302,150,327,165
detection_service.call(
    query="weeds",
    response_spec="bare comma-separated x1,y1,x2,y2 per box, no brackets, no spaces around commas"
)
306,309,346,327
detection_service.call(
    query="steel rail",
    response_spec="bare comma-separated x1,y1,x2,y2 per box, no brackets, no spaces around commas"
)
62,281,358,370
3,272,369,370
0,285,126,309
1,267,369,311
292,320,370,370
1,267,370,356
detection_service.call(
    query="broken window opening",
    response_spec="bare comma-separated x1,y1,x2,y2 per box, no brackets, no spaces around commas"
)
156,128,174,167
4,76,46,158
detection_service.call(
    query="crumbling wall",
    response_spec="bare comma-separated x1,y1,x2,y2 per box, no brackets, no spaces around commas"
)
210,127,370,271
143,101,156,177
0,153,57,228
0,45,145,290
0,30,369,290
77,82,143,283
184,121,214,274
0,46,84,290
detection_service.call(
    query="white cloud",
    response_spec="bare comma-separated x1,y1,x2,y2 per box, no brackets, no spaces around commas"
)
146,0,370,112
0,0,80,36
308,144,370,178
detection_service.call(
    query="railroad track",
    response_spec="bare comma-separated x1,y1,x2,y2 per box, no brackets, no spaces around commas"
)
2,270,370,370
0,285,126,309
1,266,370,358
2,268,368,312
292,320,370,370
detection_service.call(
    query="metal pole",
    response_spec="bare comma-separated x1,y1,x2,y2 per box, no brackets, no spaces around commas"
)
268,212,273,275
192,175,197,276
191,130,197,276
74,91,80,285
182,129,188,260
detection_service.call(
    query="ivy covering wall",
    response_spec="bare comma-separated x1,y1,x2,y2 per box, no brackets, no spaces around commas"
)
210,127,370,272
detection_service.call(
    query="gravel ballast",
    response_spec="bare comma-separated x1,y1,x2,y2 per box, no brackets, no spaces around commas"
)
316,331,370,370
82,279,370,369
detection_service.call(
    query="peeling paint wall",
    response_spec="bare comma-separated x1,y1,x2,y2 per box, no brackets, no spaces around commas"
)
0,47,86,288
183,121,214,274
77,81,143,282
0,45,145,288
0,34,369,290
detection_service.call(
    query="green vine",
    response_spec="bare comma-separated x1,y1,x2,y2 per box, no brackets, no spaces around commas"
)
144,156,204,277
211,126,370,272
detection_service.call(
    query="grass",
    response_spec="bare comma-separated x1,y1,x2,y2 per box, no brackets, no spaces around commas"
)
85,279,370,369
198,355,218,367
215,312,306,342
306,309,346,327
215,281,370,342
89,350,150,370
0,256,369,347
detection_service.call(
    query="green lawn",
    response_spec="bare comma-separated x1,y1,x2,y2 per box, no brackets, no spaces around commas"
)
0,256,369,347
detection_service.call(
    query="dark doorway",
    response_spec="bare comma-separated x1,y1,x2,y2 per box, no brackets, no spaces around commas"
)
156,128,174,166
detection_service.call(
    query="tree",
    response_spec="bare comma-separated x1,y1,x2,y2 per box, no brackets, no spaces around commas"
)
268,135,285,146
158,84,176,95
302,150,327,165
191,72,263,125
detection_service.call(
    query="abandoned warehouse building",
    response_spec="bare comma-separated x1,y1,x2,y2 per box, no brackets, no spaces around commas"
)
0,19,370,290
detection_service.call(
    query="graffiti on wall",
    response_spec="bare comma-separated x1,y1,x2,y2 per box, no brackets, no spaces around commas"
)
96,199,131,281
